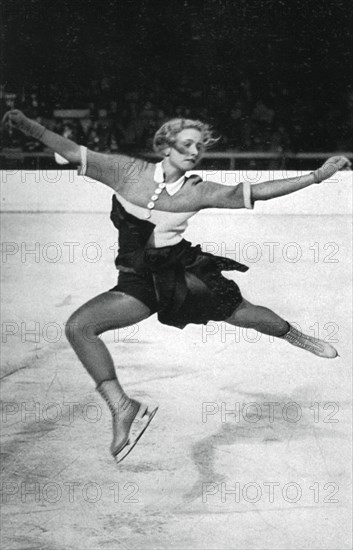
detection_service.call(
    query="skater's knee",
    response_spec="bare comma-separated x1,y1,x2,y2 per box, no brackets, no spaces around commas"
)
236,298,253,311
65,311,100,343
231,298,255,318
65,312,82,343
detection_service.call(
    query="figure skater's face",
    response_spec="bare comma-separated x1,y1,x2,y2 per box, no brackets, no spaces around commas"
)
168,128,204,171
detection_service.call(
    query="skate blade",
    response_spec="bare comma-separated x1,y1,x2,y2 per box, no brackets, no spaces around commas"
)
315,344,339,359
114,407,158,464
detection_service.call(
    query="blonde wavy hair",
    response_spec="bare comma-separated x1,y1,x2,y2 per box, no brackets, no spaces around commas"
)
153,118,219,155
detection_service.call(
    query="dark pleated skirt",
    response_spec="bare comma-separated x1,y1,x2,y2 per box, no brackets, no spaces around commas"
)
110,239,247,329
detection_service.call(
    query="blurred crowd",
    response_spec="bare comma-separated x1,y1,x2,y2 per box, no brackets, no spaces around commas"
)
1,79,352,156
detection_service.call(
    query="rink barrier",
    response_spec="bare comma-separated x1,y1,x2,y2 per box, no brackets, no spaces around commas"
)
1,150,352,170
0,170,352,215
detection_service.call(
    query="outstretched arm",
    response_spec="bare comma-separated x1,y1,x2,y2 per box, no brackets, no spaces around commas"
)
251,156,351,202
199,155,351,209
2,109,81,163
1,110,143,191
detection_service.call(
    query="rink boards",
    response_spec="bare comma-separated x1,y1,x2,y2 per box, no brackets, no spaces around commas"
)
0,169,352,214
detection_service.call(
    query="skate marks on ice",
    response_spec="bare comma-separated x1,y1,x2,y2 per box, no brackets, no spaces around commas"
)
55,294,73,307
184,387,348,502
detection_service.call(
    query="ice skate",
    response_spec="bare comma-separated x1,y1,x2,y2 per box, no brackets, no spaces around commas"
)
97,380,158,463
113,403,159,464
281,325,338,358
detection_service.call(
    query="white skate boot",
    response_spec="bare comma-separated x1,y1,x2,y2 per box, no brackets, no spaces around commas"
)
97,379,158,463
281,325,338,358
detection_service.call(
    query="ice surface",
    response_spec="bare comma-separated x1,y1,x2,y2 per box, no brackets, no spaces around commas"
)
1,210,352,550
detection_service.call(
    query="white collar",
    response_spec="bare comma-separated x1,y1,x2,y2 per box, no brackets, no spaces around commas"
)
154,161,186,196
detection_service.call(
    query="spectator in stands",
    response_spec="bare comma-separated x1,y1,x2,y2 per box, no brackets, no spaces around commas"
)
1,78,352,157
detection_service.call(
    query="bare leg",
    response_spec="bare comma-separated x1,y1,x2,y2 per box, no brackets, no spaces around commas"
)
225,298,289,337
65,291,155,457
225,298,338,358
65,291,152,385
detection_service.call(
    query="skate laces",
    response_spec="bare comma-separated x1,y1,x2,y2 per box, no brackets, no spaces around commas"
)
293,334,323,352
111,396,136,418
97,384,134,416
285,327,324,352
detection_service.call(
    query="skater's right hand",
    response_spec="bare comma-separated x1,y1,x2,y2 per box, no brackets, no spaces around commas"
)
312,155,352,183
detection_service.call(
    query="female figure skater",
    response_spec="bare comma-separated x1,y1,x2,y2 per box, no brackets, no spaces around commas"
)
2,110,351,463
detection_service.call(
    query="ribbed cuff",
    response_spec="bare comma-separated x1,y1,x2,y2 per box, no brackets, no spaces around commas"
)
77,145,87,176
243,181,254,209
311,170,321,184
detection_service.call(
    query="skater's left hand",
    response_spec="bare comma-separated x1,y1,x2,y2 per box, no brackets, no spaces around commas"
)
313,155,352,183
